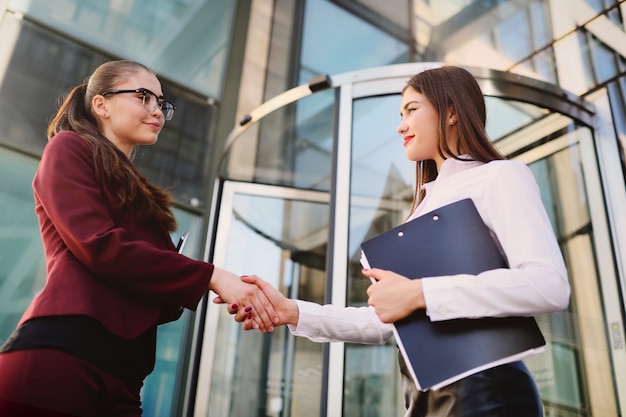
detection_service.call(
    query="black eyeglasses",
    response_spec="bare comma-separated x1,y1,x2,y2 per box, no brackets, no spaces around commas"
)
100,88,176,121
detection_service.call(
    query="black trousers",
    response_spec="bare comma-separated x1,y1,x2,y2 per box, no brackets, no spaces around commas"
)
400,355,543,417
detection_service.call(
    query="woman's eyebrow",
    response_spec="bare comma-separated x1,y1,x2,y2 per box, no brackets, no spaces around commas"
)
402,100,419,109
401,100,419,114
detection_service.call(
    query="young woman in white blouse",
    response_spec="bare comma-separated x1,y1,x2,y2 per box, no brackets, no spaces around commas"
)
226,65,571,417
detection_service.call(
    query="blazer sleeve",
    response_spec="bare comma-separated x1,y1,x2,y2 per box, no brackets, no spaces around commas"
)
33,132,212,309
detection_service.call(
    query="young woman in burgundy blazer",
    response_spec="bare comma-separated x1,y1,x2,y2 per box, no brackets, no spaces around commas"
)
0,60,278,416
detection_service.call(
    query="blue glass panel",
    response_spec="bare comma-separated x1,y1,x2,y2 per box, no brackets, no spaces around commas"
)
224,89,336,191
590,35,620,83
495,9,532,61
141,209,204,416
344,94,410,417
530,1,552,49
0,148,43,344
8,0,234,97
300,0,408,80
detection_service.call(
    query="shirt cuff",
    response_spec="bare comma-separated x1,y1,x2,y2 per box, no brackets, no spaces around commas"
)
287,299,317,335
422,276,459,321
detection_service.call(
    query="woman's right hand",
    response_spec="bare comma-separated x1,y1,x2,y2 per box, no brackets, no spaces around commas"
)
209,268,279,332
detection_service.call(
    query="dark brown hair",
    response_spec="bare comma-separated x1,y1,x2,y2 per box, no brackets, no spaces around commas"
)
403,66,505,210
47,60,177,232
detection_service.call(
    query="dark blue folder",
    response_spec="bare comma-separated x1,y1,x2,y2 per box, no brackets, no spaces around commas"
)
360,198,545,390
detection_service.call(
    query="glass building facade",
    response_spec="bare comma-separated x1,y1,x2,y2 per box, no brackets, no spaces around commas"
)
0,1,625,416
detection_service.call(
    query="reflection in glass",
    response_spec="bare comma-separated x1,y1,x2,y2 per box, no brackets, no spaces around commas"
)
142,208,205,417
207,191,329,417
8,0,235,97
0,148,43,345
344,95,412,416
523,127,619,416
485,97,549,143
222,90,336,191
300,0,409,82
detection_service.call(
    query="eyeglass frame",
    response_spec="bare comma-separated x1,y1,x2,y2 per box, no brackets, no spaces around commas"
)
100,88,176,121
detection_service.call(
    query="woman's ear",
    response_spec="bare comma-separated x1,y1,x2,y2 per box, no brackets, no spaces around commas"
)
447,107,457,125
92,94,109,118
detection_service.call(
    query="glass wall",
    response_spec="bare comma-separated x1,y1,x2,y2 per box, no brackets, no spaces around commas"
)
516,125,623,417
237,0,412,197
0,148,43,341
299,0,409,82
7,0,236,98
344,94,412,417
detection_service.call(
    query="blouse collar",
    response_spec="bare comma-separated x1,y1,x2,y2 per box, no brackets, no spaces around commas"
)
421,156,484,191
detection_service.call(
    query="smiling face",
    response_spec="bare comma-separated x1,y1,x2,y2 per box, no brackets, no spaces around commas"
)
91,68,165,156
397,86,446,168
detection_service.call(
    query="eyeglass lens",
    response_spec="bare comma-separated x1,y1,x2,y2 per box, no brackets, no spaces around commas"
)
141,91,175,121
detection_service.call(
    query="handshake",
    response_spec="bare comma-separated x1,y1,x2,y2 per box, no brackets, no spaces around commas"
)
210,272,299,333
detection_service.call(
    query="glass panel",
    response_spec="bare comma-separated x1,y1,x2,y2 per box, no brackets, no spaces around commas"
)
530,1,552,49
222,90,336,191
433,0,552,73
521,127,619,417
531,47,558,84
143,311,190,417
344,95,411,416
607,78,626,183
142,208,204,417
0,13,104,156
0,14,214,206
589,34,623,84
206,188,329,417
485,96,549,143
8,0,235,97
0,148,44,344
495,9,532,61
300,0,408,82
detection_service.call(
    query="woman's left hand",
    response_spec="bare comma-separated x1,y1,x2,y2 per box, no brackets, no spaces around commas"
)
209,268,279,332
362,268,426,323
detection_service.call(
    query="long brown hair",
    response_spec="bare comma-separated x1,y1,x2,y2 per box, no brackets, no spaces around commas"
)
404,66,505,211
47,60,177,232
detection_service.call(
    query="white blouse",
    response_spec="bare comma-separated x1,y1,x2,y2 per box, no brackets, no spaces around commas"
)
289,157,570,344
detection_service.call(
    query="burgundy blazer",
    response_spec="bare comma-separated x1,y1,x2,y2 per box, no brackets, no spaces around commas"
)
20,131,212,339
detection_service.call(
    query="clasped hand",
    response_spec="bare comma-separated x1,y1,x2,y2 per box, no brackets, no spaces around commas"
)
209,268,280,332
361,268,426,323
